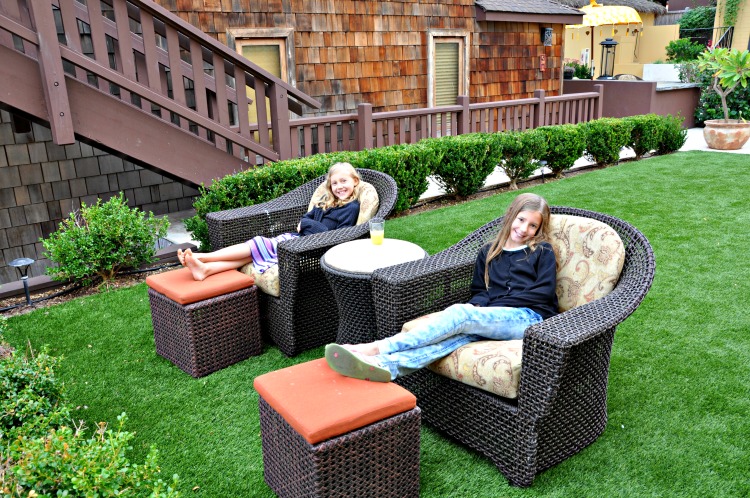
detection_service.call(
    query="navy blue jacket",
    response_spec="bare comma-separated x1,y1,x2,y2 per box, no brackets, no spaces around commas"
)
468,241,558,319
298,200,360,236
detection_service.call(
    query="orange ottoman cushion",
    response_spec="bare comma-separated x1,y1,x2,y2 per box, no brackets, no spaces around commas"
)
146,268,254,305
254,358,417,444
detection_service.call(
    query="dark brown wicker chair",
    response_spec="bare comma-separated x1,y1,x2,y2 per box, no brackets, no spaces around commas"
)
206,169,398,356
370,207,655,487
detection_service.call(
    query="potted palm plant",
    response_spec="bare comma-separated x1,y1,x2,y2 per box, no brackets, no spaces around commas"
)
697,47,750,150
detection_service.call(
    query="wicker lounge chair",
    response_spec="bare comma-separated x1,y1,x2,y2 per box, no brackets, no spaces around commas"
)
206,168,398,356
370,206,655,487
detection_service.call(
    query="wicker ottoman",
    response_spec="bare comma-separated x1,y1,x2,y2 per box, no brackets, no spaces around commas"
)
254,358,420,497
146,268,261,378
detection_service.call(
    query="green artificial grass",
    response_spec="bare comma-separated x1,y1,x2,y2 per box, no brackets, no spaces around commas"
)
4,151,750,496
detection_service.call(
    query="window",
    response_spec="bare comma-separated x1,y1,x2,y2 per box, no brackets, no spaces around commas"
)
428,31,469,134
230,28,294,127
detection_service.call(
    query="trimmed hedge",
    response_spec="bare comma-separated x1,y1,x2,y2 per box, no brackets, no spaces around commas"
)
493,129,547,189
537,124,587,178
582,118,634,166
186,115,688,247
428,133,501,198
624,114,664,159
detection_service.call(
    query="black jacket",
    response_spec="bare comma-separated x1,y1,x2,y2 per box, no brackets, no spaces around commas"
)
298,200,360,236
468,242,558,319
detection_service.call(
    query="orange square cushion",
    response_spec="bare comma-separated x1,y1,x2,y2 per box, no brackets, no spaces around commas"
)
254,358,417,445
146,267,254,305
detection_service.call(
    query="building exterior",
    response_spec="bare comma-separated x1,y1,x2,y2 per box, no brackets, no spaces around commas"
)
158,0,583,114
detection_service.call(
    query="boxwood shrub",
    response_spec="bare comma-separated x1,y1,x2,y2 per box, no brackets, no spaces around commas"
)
536,124,587,178
582,117,633,166
493,129,547,189
624,114,664,159
428,133,501,198
656,114,688,155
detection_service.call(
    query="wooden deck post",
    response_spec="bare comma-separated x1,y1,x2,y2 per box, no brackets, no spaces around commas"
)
534,89,546,128
27,0,75,144
594,84,604,120
269,83,292,161
357,103,373,150
456,96,470,136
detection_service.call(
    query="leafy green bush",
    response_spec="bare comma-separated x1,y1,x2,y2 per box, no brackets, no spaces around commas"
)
0,349,179,497
41,193,168,287
355,142,436,211
678,6,716,37
536,124,586,179
624,114,664,159
493,129,547,189
666,38,705,62
581,118,633,166
656,114,688,155
428,134,500,198
0,346,68,441
4,414,179,497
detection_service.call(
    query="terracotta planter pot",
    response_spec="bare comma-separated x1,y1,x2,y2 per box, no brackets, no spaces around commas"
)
702,119,750,150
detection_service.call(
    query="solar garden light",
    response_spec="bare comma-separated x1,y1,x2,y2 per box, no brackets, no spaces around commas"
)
598,38,618,80
9,257,35,306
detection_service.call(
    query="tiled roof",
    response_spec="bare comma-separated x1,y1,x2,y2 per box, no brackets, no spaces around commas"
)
475,0,584,15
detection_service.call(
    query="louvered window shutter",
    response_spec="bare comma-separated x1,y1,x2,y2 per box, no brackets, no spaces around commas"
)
435,42,459,107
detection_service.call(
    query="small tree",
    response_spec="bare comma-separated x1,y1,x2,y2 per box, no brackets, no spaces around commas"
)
697,48,750,122
42,193,168,287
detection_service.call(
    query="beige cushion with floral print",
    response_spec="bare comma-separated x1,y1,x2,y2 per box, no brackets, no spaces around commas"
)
239,263,280,297
549,214,625,312
405,214,625,399
307,181,380,225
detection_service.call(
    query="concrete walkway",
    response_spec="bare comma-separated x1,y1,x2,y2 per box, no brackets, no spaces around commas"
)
163,127,748,246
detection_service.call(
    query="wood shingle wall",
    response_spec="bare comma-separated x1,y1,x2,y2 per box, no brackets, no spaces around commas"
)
159,0,564,115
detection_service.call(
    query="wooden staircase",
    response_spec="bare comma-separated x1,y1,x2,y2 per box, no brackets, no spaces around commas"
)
0,0,320,187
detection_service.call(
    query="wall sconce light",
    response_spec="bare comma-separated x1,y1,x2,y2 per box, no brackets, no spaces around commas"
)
9,257,35,306
541,27,553,47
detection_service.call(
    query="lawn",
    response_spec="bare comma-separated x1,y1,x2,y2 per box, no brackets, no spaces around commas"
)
3,151,750,496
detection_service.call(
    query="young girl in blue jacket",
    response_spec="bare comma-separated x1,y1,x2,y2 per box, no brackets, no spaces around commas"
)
179,162,361,281
326,192,558,382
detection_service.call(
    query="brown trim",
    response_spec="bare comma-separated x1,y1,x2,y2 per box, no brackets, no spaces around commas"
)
475,7,583,25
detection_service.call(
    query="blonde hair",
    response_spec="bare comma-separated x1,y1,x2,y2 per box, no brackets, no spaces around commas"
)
318,162,361,209
483,193,553,288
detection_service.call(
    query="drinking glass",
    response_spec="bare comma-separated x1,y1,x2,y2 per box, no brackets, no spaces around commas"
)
369,218,385,245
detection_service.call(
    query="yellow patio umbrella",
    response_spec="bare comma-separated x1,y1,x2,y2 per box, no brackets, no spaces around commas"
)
567,0,643,76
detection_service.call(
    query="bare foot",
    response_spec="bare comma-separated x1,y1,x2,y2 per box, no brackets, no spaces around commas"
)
177,248,186,266
343,343,380,356
184,250,209,281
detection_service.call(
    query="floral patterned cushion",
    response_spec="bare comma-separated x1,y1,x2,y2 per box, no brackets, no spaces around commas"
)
549,214,625,312
428,340,523,399
244,182,379,298
239,263,280,297
405,214,625,398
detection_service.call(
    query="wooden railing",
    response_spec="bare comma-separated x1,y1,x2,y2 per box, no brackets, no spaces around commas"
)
0,0,320,180
0,0,603,180
285,86,603,158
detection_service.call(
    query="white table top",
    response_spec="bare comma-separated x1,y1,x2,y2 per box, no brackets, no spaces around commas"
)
323,238,426,274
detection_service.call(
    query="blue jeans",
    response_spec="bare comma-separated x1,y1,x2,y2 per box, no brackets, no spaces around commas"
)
372,303,542,380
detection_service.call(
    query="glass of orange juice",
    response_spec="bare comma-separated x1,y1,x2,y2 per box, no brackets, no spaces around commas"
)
369,218,385,245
